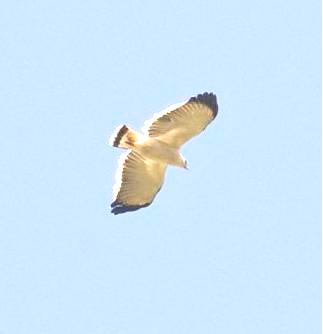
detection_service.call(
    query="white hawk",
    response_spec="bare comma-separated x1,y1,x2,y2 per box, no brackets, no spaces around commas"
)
109,92,218,215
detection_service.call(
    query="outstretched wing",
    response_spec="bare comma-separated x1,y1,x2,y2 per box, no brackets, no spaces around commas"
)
111,150,167,215
142,92,218,148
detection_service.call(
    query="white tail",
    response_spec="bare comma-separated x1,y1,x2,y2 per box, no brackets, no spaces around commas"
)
109,125,140,149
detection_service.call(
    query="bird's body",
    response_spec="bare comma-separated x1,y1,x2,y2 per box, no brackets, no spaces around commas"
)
109,92,218,215
135,137,186,168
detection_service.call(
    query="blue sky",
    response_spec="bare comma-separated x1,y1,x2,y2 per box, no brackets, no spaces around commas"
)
0,0,321,333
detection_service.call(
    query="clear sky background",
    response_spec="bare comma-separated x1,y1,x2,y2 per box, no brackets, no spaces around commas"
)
0,1,321,333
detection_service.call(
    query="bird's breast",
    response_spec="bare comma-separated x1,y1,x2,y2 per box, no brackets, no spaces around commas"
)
136,137,181,166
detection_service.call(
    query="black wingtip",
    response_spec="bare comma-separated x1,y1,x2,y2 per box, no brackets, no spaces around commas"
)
110,200,152,215
189,92,218,119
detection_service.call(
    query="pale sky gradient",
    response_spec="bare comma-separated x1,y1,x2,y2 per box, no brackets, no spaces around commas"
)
0,1,321,333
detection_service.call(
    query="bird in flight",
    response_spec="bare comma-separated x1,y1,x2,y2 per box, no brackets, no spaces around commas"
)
109,92,218,215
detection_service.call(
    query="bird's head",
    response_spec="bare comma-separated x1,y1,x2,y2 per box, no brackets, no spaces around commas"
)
179,154,188,170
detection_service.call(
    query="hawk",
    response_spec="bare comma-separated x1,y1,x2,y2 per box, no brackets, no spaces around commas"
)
109,92,218,215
